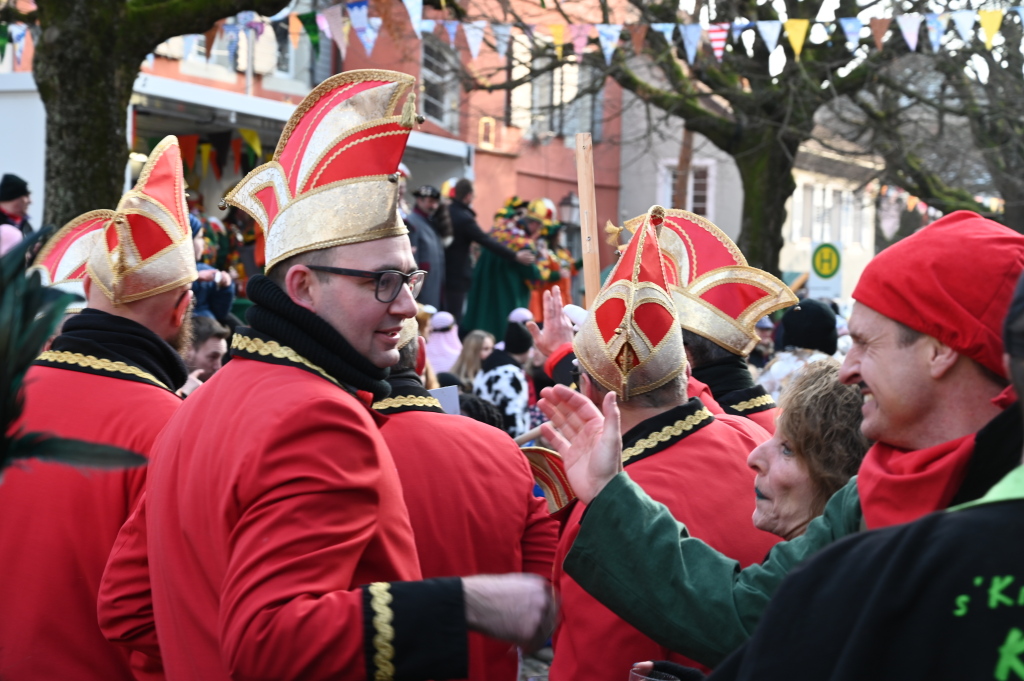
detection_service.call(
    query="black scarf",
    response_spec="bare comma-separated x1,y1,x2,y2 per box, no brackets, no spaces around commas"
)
44,308,188,391
691,353,755,397
244,275,391,400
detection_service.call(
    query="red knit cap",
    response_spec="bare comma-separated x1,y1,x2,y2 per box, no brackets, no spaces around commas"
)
853,211,1024,378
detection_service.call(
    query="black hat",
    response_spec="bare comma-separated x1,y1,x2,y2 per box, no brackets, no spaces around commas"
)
504,321,534,355
1004,270,1024,358
780,299,837,355
413,185,441,199
0,174,29,202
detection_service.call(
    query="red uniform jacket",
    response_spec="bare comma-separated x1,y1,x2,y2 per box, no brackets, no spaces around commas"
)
375,383,559,681
549,398,779,681
99,336,468,681
0,365,179,681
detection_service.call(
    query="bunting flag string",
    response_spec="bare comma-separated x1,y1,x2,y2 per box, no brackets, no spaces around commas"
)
570,23,592,55
362,17,383,56
321,4,349,60
549,23,566,58
869,17,892,51
951,10,977,42
0,24,10,61
444,20,459,48
492,23,511,57
347,1,369,35
297,12,320,59
838,17,862,51
288,14,303,48
420,19,437,36
629,23,648,54
650,22,676,47
231,138,243,175
403,0,423,38
978,9,1004,49
757,20,782,53
784,18,809,60
731,19,750,41
896,14,923,52
707,23,729,61
464,21,487,60
204,20,223,61
596,24,622,65
237,128,262,160
681,23,702,64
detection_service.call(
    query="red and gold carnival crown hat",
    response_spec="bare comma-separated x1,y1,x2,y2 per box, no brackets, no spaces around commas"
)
624,209,797,356
574,206,685,400
87,136,198,305
30,211,111,312
224,70,418,271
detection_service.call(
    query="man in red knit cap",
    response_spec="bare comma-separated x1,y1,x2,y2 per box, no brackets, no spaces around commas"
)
538,210,1024,669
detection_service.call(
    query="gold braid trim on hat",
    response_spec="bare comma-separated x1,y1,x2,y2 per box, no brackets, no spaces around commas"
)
230,335,339,387
621,407,713,464
37,351,170,391
730,394,775,412
372,395,443,411
368,582,396,681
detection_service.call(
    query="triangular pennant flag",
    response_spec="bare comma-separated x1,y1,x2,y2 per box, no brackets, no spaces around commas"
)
420,19,437,36
204,20,223,61
402,0,423,38
222,24,240,66
628,23,648,54
464,20,487,60
896,14,923,51
144,53,155,68
178,135,200,172
182,33,198,61
951,10,977,42
596,24,622,65
246,20,265,38
231,137,243,175
208,130,231,177
978,9,1003,49
570,24,592,55
1012,7,1024,23
237,128,262,159
210,149,222,181
297,12,320,59
757,20,782,52
681,23,702,64
838,17,862,50
286,15,300,44
549,24,567,59
731,18,750,41
707,22,729,60
346,0,369,33
444,20,459,48
925,13,947,52
359,17,382,56
784,19,810,60
199,143,212,178
0,24,9,61
322,5,349,59
869,17,891,50
317,12,331,40
650,22,676,47
492,23,511,57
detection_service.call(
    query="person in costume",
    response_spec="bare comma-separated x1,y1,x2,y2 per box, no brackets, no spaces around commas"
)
536,210,1024,668
98,71,553,681
0,137,197,681
758,299,838,401
689,271,1024,681
405,185,446,309
374,320,559,681
462,199,545,339
446,180,536,327
474,321,534,437
547,206,778,681
529,213,581,322
426,310,462,373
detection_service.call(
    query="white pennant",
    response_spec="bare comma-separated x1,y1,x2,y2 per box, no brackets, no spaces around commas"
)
650,22,677,46
464,21,487,59
596,24,622,65
346,1,369,33
322,5,349,58
402,0,423,38
444,20,459,48
757,20,782,52
951,9,977,42
491,23,511,57
896,14,923,51
837,17,862,51
681,23,702,64
358,16,382,56
925,13,948,52
420,19,436,36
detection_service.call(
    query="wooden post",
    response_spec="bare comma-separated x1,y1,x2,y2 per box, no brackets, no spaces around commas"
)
575,133,602,309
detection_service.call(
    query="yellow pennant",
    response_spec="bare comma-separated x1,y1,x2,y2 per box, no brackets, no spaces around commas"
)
237,128,263,159
549,24,566,59
784,19,810,61
978,9,1004,49
199,143,212,178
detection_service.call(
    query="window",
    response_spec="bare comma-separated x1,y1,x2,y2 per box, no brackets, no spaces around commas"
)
421,35,460,133
830,189,843,243
853,191,868,245
659,161,715,220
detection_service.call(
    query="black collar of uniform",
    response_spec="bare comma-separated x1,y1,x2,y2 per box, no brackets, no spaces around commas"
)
949,401,1023,506
620,397,715,466
35,308,187,393
373,377,445,414
720,384,776,416
691,352,756,397
242,275,391,400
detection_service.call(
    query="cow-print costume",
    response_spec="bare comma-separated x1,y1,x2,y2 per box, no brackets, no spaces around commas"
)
472,350,530,437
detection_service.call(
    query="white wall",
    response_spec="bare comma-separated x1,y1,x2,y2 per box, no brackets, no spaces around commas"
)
0,74,46,230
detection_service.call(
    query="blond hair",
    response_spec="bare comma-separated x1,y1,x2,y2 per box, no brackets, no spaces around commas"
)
451,330,494,386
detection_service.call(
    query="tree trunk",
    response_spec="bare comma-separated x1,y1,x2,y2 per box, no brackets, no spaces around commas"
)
733,134,802,277
34,4,144,227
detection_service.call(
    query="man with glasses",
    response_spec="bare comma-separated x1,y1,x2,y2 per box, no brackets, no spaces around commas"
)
0,137,197,681
99,71,554,681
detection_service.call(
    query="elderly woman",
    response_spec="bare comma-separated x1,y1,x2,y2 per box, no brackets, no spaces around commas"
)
747,359,869,540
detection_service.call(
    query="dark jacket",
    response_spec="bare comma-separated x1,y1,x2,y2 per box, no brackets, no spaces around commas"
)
0,210,32,237
405,208,445,309
444,200,517,288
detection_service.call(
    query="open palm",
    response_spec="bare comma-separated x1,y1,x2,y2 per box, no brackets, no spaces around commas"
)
537,385,623,504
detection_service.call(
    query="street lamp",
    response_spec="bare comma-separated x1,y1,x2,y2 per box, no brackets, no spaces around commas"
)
559,191,580,226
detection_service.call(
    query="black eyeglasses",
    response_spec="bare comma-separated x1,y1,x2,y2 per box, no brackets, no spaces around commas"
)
307,266,428,303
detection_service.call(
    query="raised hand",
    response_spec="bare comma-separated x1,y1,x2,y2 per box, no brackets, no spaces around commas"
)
526,286,575,357
538,385,623,504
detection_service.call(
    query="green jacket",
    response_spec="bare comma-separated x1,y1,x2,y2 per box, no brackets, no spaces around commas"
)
563,473,864,667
